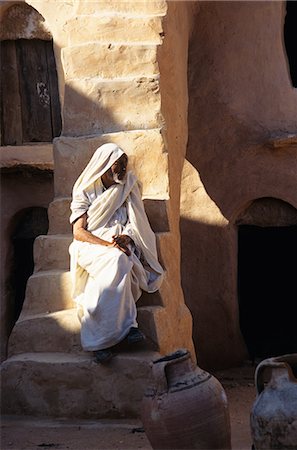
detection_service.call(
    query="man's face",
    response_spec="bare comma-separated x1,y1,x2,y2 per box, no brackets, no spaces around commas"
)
110,153,128,183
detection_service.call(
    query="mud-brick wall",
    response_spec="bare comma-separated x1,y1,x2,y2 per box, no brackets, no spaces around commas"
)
0,167,54,361
181,1,297,369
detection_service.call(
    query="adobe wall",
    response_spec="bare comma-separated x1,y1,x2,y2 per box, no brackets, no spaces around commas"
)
181,1,297,369
0,168,54,360
156,0,200,355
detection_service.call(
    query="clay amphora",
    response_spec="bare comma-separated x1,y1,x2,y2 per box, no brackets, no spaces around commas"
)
250,353,297,449
141,349,231,449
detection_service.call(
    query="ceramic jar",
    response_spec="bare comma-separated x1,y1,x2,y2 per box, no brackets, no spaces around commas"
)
251,353,297,449
141,349,231,449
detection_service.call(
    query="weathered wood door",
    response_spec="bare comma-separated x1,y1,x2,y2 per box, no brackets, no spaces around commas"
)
1,39,61,145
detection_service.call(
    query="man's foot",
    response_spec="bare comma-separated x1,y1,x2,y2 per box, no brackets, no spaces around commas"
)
93,348,113,364
126,327,146,344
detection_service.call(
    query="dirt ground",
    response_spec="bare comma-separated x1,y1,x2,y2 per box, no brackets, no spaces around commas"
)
1,364,256,450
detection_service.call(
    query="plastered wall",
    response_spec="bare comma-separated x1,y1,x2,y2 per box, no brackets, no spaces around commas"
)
181,1,297,369
0,170,54,360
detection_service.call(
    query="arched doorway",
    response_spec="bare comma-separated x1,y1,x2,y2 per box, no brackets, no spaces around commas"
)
9,207,49,323
0,3,61,145
237,198,297,361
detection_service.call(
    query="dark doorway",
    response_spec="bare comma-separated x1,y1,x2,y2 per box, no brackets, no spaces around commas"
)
284,0,297,88
238,225,297,361
10,207,49,322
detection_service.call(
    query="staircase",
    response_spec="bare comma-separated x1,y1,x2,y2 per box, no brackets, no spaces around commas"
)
1,0,194,418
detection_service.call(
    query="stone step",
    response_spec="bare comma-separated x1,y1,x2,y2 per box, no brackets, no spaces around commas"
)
47,202,168,275
32,232,165,308
63,44,158,80
48,198,72,235
66,16,164,46
48,197,169,238
8,306,164,356
34,234,72,272
75,1,167,16
53,129,168,200
22,270,74,315
9,309,81,357
63,77,161,136
0,143,54,170
32,231,168,308
1,350,161,418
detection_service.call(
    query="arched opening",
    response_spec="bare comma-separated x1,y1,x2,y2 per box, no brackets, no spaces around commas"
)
9,207,49,323
0,3,61,145
284,0,297,88
237,198,297,361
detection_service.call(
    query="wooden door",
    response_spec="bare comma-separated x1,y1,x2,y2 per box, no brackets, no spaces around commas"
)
0,39,61,145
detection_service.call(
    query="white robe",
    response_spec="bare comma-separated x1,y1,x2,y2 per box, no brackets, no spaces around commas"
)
69,153,164,351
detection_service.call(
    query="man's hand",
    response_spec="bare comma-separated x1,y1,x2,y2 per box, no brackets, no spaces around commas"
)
112,234,133,256
73,216,133,256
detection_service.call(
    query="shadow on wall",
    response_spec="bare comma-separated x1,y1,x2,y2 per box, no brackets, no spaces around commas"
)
6,207,49,335
0,166,54,362
181,214,297,371
180,1,297,369
180,217,244,370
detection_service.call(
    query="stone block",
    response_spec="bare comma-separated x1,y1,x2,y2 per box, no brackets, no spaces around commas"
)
137,304,182,355
48,198,72,235
65,16,163,45
75,0,167,16
34,234,72,272
9,306,163,356
63,78,162,136
21,270,74,315
54,130,169,200
1,351,160,418
48,198,169,237
143,199,169,232
0,144,53,170
8,309,81,357
63,44,158,80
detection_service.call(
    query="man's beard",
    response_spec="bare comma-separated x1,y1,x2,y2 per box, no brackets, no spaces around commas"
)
113,172,125,185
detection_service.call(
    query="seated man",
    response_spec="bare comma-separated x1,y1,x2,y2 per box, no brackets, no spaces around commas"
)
69,143,164,363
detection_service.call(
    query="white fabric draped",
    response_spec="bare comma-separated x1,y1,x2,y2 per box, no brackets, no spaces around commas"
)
69,143,164,351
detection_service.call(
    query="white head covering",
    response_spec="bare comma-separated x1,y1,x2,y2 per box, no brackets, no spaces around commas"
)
70,143,125,224
72,143,125,195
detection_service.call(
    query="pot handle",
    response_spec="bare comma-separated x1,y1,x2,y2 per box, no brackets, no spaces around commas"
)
151,349,190,394
151,361,168,393
255,359,288,395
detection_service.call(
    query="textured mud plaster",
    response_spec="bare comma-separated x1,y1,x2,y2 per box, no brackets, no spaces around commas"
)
181,1,297,369
0,170,54,361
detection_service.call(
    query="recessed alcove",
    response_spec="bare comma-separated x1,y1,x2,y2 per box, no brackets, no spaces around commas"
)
284,0,297,88
237,198,297,360
9,207,49,323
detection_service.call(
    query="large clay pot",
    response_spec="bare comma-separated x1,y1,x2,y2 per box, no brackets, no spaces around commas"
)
141,349,231,449
250,353,297,449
